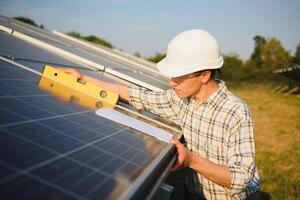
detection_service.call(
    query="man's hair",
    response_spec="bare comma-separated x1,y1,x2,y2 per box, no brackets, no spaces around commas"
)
195,69,220,80
210,69,221,80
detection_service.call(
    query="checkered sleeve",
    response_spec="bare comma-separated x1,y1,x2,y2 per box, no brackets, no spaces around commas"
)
128,85,179,123
227,105,260,198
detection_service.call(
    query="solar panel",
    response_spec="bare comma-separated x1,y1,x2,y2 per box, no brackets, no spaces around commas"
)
0,59,179,199
0,31,132,89
0,16,170,90
0,15,182,199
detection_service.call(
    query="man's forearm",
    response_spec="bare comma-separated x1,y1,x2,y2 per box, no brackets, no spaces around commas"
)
189,152,231,188
82,74,131,103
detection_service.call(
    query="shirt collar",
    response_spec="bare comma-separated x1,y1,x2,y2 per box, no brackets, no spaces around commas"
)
206,79,227,109
183,80,228,109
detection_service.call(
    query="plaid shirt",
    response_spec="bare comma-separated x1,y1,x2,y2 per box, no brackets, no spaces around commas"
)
128,80,260,200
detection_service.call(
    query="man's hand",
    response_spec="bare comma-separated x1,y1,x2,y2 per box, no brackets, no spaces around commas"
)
171,139,232,188
57,67,83,79
56,67,131,103
170,139,192,171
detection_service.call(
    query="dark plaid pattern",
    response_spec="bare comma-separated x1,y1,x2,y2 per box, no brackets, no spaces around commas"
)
128,80,260,200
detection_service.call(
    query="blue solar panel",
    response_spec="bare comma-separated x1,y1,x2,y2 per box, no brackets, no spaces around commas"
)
0,60,172,199
0,16,170,90
0,17,182,198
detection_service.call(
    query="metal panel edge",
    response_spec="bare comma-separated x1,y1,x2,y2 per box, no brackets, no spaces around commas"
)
0,24,164,91
119,143,178,200
52,30,161,76
0,24,105,71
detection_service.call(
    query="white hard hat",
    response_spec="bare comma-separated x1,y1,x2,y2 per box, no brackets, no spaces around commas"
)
157,29,223,77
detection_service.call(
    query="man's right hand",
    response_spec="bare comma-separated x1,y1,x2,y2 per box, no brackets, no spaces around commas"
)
57,67,83,79
56,67,131,103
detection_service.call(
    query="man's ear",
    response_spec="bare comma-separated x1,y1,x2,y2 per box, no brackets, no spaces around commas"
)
200,70,211,84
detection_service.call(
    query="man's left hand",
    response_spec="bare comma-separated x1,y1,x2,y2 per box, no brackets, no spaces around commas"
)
170,139,192,171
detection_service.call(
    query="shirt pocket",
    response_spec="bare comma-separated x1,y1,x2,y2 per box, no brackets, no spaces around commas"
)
204,140,228,165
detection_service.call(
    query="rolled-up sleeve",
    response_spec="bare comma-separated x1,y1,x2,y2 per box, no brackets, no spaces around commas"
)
128,85,179,123
227,108,260,198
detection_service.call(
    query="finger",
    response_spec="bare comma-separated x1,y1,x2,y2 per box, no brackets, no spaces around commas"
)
171,165,179,172
57,67,76,72
56,67,72,71
171,161,180,171
172,140,186,153
57,68,73,74
170,139,180,146
57,68,81,78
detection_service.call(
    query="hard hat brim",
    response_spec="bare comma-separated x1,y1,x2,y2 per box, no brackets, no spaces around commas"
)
156,56,224,78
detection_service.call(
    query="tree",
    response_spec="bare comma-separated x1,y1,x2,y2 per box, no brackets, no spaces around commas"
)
67,32,113,48
293,43,300,65
146,52,166,63
260,38,291,70
133,52,141,58
13,17,39,27
221,53,244,81
250,35,266,68
84,35,113,48
67,31,82,38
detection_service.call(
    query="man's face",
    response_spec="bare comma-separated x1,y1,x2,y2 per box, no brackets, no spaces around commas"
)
169,72,203,98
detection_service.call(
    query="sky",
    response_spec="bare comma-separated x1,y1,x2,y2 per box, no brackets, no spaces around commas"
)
1,0,300,60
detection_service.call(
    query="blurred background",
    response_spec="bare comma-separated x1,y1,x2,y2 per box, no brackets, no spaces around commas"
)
1,0,299,199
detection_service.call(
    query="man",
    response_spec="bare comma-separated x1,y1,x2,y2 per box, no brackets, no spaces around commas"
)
59,29,260,199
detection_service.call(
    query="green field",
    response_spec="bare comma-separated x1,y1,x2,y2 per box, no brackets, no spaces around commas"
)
167,83,300,200
233,83,300,199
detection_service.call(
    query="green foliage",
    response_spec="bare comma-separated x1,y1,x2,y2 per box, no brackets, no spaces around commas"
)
293,43,300,65
220,53,267,82
250,35,266,68
146,52,166,63
84,35,113,48
220,53,244,81
221,53,290,84
67,31,113,48
243,59,275,82
67,31,81,38
13,16,42,28
260,38,291,70
221,36,298,85
134,52,141,58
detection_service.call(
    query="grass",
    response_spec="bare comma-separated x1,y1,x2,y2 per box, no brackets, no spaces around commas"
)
166,82,300,200
231,82,300,200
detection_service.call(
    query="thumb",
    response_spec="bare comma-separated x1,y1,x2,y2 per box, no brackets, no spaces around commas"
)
170,138,180,146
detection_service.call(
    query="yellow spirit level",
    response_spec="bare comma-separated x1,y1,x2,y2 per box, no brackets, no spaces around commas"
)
39,65,119,108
